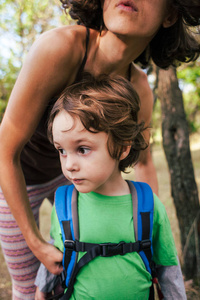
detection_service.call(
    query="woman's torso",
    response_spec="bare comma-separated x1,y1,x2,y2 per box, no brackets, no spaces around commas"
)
20,25,151,185
20,27,90,185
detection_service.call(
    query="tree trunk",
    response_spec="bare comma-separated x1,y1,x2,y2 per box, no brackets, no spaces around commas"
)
157,66,200,281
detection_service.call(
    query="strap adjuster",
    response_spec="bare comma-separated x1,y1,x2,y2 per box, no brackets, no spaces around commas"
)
140,239,151,250
64,240,76,250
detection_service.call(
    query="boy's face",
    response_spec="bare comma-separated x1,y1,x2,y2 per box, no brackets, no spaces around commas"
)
52,110,122,195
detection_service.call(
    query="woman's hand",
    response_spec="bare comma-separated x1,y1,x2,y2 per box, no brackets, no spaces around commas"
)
35,288,54,300
35,287,47,300
33,241,63,275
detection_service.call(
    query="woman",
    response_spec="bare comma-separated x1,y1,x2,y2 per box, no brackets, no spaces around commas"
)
0,0,199,299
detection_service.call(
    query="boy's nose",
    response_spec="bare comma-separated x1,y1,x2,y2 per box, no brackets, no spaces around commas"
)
65,155,78,172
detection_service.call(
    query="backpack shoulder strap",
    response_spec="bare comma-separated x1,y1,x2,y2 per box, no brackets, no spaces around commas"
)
55,184,79,286
127,181,154,274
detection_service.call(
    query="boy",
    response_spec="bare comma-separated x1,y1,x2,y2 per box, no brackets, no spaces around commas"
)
35,74,186,299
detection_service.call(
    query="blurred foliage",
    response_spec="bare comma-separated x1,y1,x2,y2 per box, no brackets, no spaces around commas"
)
0,54,19,120
0,0,73,121
177,60,200,133
150,60,200,143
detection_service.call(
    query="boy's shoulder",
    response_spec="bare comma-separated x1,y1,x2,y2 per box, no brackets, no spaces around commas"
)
153,193,169,225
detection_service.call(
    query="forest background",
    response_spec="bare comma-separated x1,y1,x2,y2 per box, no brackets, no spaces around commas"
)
0,0,200,299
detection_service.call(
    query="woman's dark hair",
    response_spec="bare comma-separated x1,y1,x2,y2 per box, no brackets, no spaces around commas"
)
48,73,148,172
60,0,102,30
60,0,200,68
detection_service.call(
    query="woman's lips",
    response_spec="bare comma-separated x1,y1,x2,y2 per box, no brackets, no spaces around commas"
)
116,1,138,12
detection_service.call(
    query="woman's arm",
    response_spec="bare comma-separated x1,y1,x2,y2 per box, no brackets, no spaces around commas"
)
131,65,158,195
0,25,86,273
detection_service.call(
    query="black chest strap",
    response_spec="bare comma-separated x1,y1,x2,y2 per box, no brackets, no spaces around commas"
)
61,238,151,300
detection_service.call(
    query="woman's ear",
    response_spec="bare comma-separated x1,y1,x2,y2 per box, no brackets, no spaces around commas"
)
162,9,178,28
120,145,131,161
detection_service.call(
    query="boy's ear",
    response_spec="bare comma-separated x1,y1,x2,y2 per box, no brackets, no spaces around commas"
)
120,145,131,161
162,9,178,28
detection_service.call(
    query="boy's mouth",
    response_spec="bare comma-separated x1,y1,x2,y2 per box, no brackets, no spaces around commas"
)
71,178,83,184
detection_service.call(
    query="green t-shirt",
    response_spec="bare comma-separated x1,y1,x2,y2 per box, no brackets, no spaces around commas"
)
50,192,178,300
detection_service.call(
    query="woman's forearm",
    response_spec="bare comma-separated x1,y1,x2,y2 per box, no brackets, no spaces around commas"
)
0,150,44,251
0,153,63,273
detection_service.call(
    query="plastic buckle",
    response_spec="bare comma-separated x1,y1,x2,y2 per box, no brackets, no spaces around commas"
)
140,239,151,250
64,240,75,250
100,242,125,257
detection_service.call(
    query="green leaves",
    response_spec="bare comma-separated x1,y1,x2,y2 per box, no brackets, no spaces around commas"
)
0,0,72,120
177,61,200,133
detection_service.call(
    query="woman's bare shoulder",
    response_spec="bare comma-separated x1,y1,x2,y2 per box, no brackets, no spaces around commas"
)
21,25,90,92
31,25,88,65
130,64,150,93
130,63,154,124
37,25,87,45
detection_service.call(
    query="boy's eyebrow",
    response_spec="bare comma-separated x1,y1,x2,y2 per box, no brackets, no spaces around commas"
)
53,137,95,146
74,137,94,144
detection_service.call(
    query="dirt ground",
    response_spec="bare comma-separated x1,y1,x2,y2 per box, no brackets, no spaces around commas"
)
0,246,12,299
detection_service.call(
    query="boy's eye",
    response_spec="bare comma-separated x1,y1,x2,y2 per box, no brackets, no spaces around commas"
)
58,148,66,155
78,147,90,155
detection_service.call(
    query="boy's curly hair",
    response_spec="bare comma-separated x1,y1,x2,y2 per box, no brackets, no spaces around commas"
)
48,73,148,172
60,0,200,68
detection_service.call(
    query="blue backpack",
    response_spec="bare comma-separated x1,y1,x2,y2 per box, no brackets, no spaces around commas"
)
53,180,157,300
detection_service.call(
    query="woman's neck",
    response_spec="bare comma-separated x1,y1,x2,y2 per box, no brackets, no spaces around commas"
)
85,28,149,77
